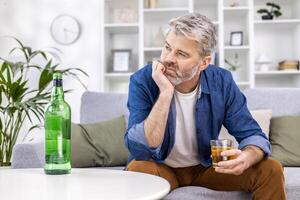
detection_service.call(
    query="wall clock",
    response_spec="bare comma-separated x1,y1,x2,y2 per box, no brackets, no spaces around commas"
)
50,14,81,45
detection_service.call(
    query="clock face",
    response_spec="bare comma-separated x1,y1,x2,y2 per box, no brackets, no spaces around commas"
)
50,14,81,45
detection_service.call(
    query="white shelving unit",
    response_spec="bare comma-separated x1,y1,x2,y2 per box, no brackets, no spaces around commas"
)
255,71,300,75
101,0,300,92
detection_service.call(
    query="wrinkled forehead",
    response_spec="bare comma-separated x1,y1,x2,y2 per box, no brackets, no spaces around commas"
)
165,29,202,57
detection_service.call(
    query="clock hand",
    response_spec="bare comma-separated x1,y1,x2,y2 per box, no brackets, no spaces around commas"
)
63,28,68,40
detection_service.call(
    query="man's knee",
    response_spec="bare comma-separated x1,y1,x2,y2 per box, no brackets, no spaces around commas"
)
127,160,179,190
127,160,160,175
257,158,284,178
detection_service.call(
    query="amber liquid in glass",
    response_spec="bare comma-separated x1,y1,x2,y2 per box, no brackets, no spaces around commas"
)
211,146,234,167
210,139,235,167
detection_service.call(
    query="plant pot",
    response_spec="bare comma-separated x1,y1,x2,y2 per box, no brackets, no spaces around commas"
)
262,15,273,20
0,162,11,167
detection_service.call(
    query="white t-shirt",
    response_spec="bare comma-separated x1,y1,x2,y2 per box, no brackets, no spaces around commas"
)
164,85,201,168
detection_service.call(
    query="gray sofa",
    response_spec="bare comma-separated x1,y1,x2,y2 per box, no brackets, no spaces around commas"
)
11,88,300,199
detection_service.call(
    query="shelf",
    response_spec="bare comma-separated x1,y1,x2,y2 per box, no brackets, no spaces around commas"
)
255,70,300,75
144,47,162,52
104,23,139,33
224,46,250,50
237,81,251,86
254,19,300,24
104,73,133,79
223,6,249,11
100,0,300,92
143,8,189,13
254,19,300,28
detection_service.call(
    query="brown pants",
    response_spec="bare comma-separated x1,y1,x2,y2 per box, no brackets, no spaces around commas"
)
127,158,286,200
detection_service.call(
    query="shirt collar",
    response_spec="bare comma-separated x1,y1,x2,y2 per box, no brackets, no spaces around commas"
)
199,66,211,95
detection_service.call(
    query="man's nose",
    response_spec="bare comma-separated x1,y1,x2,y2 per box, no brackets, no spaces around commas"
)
164,51,177,64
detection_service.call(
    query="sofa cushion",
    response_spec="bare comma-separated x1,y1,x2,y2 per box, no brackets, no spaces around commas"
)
244,88,300,117
219,109,272,148
284,167,300,199
163,167,300,200
270,116,300,167
71,116,129,167
163,186,251,200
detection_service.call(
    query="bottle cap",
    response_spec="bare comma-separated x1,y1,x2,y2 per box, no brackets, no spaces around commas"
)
53,72,62,80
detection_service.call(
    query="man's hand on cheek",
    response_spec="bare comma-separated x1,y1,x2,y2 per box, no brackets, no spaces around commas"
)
152,60,174,95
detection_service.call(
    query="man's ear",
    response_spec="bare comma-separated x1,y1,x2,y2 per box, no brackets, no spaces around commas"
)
199,56,212,70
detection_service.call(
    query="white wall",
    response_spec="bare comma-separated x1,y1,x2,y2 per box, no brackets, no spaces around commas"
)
0,0,102,141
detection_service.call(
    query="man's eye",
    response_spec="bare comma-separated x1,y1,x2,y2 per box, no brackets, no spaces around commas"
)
165,45,171,51
178,52,187,57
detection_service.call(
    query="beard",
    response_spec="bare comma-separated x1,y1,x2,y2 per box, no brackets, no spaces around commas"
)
166,64,199,86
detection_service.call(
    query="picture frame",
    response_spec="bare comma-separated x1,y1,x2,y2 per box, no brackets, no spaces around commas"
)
230,31,243,46
112,49,131,72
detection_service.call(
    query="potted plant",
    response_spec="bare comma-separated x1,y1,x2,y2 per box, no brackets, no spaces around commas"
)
225,53,240,81
257,2,282,20
0,37,88,166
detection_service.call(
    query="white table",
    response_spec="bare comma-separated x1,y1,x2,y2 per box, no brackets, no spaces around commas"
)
0,168,170,200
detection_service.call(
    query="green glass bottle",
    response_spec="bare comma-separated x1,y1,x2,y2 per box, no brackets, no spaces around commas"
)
44,72,71,175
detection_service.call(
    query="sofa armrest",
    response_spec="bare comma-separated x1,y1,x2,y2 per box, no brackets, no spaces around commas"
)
11,137,45,168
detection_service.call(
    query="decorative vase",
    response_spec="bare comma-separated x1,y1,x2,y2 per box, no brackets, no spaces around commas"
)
229,0,240,7
262,15,273,20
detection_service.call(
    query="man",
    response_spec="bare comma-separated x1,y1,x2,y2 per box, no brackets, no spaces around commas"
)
124,13,286,199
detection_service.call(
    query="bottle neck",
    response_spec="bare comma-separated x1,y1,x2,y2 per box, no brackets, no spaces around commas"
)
51,79,64,101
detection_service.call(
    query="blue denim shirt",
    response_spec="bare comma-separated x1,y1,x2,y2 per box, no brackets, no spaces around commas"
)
124,64,271,167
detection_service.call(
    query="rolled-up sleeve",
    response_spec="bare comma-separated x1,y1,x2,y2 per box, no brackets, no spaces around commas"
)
223,73,271,156
124,76,163,161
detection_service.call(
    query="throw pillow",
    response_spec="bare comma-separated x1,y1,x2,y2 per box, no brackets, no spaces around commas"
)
219,109,272,148
71,115,128,167
270,116,300,167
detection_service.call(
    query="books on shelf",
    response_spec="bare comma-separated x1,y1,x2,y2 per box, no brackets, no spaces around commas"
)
278,60,299,71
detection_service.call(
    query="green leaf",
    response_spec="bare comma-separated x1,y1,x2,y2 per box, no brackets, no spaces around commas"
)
0,64,6,82
9,78,28,103
0,89,2,105
257,9,270,14
29,108,43,123
0,120,2,150
38,69,52,92
24,109,33,124
14,61,25,74
29,50,47,61
10,38,29,61
11,36,24,48
38,60,55,91
62,67,89,77
273,10,282,17
266,2,280,10
8,47,23,55
1,61,8,73
64,89,73,93
24,47,32,56
26,65,43,71
28,124,41,133
6,64,12,88
69,73,87,90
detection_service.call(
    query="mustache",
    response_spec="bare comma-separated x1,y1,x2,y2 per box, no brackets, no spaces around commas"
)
157,60,178,69
157,60,183,78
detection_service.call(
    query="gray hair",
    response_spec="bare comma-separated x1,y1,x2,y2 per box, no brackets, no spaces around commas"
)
166,13,217,57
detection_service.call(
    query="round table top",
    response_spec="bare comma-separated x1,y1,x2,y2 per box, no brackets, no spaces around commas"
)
0,168,170,200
